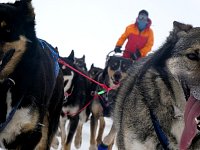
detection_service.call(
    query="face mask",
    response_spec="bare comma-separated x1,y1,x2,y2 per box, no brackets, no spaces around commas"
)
138,14,148,21
137,20,147,31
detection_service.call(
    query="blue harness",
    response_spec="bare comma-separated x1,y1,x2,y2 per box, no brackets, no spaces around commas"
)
38,39,59,77
149,109,169,150
0,78,20,132
0,97,22,132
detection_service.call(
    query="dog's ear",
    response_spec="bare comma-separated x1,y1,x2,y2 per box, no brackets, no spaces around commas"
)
173,21,193,32
106,56,114,65
68,50,75,62
90,63,94,69
105,56,111,67
14,0,35,22
173,21,193,38
82,55,85,61
102,65,108,80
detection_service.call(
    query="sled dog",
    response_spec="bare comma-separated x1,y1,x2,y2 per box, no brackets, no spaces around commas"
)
0,1,64,149
113,21,200,150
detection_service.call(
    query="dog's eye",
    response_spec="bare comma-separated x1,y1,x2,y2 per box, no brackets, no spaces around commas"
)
121,65,128,72
186,53,199,61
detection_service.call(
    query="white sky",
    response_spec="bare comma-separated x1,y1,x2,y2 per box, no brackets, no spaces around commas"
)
2,0,200,68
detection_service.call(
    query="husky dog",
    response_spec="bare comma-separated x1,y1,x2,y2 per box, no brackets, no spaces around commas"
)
0,0,64,149
113,21,200,150
58,52,92,150
67,49,88,72
74,54,87,72
88,63,103,79
89,55,132,150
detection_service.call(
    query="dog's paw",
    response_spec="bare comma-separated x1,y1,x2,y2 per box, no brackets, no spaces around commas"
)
51,136,59,149
89,145,97,150
96,137,102,145
74,137,82,149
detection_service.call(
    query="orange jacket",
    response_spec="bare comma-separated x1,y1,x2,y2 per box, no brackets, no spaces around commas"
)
116,19,154,58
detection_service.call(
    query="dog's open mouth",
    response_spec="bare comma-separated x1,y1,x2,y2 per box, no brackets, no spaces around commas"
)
180,88,200,149
111,77,120,85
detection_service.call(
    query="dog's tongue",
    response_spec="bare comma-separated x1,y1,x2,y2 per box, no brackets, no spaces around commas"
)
180,95,200,150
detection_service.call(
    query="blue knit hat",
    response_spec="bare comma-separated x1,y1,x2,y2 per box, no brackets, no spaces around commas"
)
138,10,148,17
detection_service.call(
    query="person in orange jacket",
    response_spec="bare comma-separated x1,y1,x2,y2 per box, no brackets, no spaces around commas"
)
114,9,154,60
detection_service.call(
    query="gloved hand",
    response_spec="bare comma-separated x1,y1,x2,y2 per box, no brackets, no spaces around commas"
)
98,143,108,150
114,46,122,53
131,49,141,60
135,49,141,58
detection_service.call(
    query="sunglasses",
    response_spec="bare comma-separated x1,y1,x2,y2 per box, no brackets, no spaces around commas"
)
138,14,148,21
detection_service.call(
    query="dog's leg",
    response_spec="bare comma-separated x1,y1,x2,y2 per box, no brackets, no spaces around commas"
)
90,114,99,150
96,116,105,145
35,115,49,150
74,109,88,149
102,123,116,150
108,140,114,150
74,121,83,149
63,116,79,150
90,100,103,150
51,135,59,149
50,125,61,149
60,116,68,147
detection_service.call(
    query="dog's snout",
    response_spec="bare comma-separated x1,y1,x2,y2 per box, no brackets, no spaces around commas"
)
114,71,122,81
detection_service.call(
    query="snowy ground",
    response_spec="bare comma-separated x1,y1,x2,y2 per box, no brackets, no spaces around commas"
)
51,118,118,150
0,118,117,150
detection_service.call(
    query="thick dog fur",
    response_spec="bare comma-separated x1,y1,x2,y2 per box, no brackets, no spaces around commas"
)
113,21,200,150
0,0,64,149
89,55,132,150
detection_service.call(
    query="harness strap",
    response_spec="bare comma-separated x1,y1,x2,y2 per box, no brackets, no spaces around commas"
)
64,94,99,117
58,58,110,91
0,95,23,132
64,86,74,98
38,39,59,77
149,109,169,150
59,58,120,116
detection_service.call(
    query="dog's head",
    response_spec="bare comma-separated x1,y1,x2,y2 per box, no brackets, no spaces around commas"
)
88,63,103,79
105,56,132,87
158,21,200,149
0,0,35,55
0,0,35,79
67,50,87,71
74,54,88,71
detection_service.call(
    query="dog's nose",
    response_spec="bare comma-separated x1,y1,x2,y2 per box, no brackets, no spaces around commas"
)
114,71,122,81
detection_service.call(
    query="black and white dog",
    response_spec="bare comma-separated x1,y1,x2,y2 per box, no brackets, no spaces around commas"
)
89,55,132,150
88,63,103,79
58,51,92,150
0,0,64,149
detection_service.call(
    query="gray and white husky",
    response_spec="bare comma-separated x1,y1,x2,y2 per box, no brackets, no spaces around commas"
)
113,21,200,150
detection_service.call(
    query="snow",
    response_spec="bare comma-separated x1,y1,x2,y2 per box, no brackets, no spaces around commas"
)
52,118,118,150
